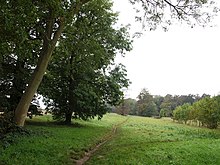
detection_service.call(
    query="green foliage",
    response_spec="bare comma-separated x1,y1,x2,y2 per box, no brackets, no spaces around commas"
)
0,52,35,113
39,0,132,123
136,89,158,117
0,112,15,136
128,91,206,118
160,108,171,117
115,98,137,115
0,112,30,148
153,95,164,113
1,0,95,126
158,94,207,117
193,96,220,129
0,0,58,112
173,103,192,124
174,96,220,129
159,94,176,117
0,0,214,127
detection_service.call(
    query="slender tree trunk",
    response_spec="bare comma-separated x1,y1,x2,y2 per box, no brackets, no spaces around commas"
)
14,17,65,126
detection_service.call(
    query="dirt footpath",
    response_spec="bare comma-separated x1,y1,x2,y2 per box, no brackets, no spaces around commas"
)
73,117,129,165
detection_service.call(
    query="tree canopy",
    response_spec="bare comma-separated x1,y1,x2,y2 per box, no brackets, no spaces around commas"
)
29,0,132,124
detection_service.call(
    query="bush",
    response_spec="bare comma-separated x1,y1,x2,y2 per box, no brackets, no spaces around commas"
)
0,112,30,149
0,112,29,138
194,96,220,129
173,103,192,124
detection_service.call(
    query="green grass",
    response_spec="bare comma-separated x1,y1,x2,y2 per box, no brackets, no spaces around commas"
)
1,114,220,165
0,113,127,165
87,116,220,165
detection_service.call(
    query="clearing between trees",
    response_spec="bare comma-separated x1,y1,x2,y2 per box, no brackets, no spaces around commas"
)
1,113,220,165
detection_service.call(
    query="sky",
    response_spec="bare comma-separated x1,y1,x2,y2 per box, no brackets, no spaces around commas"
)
113,0,220,99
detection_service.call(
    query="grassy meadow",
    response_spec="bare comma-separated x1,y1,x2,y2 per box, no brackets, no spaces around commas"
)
88,116,220,165
1,114,220,165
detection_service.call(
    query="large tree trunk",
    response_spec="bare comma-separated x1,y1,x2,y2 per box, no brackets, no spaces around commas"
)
14,18,65,126
14,45,55,126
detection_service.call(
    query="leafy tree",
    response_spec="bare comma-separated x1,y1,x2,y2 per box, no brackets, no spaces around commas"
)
115,98,137,115
127,98,138,115
39,0,131,124
160,109,169,117
174,95,220,129
0,56,33,112
153,95,164,114
0,0,91,126
0,0,42,114
175,95,195,106
159,94,175,117
173,103,192,124
136,89,158,117
0,55,41,117
173,106,181,122
159,94,198,117
192,96,220,129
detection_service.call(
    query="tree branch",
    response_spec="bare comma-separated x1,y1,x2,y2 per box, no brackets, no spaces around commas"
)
164,0,183,17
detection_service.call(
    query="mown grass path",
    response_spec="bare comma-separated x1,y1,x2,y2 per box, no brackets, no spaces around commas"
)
74,117,129,165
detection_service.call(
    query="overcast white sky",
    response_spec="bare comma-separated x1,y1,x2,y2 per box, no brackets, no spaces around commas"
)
113,0,220,99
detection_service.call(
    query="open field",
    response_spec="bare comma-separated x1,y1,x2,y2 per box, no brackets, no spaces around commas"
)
88,116,220,164
1,114,220,165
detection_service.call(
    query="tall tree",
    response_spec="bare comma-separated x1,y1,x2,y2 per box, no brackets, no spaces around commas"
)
39,0,131,124
153,95,164,114
192,96,220,129
160,94,176,117
115,98,137,115
136,89,158,117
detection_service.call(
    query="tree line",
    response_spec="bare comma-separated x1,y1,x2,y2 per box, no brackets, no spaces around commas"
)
173,96,220,129
115,88,211,118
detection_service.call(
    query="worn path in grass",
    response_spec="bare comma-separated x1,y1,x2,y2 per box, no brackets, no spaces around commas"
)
86,116,220,165
74,116,129,165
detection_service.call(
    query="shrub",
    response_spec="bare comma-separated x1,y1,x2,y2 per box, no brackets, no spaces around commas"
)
173,103,192,124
